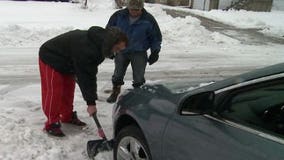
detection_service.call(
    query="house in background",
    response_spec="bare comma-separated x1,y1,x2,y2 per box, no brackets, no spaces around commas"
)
220,0,273,11
146,0,274,12
190,0,219,11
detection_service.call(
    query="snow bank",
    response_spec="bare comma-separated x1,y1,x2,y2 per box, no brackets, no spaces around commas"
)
187,9,284,37
1,1,283,48
146,6,238,48
0,0,115,48
273,0,284,11
0,1,241,48
0,25,74,47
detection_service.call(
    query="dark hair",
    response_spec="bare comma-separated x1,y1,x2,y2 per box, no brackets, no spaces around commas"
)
115,32,128,46
107,26,128,46
102,27,128,58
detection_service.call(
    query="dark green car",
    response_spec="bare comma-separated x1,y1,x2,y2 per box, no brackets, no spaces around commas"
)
112,63,284,160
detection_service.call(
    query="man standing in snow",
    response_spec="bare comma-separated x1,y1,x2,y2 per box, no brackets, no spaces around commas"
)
39,26,127,137
106,0,162,103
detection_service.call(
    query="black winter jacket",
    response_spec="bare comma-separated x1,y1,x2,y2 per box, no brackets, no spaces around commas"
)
39,26,108,105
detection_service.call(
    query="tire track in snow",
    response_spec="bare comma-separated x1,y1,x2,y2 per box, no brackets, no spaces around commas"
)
0,84,27,96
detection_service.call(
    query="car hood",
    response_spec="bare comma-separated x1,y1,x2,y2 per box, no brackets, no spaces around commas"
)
119,80,214,106
158,81,215,94
114,81,215,125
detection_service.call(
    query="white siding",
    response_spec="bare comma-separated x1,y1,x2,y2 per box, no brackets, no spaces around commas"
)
204,0,210,10
218,0,238,9
192,0,210,10
192,0,204,10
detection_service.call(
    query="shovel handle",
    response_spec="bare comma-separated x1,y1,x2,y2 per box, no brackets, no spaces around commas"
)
93,114,102,129
92,114,107,140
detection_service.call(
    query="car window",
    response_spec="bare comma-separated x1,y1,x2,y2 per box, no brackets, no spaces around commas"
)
221,80,284,138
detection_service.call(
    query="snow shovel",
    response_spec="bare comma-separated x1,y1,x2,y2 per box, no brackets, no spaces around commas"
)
87,114,113,159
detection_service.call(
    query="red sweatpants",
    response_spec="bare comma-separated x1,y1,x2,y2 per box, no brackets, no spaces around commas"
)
39,59,75,127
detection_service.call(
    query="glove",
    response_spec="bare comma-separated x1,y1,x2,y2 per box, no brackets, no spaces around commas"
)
148,49,160,65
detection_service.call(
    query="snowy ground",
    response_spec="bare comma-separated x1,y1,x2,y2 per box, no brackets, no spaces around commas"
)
0,0,284,160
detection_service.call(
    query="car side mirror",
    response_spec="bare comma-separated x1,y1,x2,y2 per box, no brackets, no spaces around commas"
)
178,91,215,115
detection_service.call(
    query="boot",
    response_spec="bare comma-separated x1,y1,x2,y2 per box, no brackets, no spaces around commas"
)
64,111,87,126
44,122,65,137
106,86,121,103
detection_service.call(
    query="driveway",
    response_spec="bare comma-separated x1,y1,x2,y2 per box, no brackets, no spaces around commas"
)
164,9,284,45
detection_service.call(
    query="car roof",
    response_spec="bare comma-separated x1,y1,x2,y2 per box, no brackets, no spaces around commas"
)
189,62,284,94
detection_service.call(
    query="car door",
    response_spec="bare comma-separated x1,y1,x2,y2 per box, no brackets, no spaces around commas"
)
162,78,284,160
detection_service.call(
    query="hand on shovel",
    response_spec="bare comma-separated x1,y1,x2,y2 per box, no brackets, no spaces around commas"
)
86,112,113,159
87,105,105,138
87,105,97,116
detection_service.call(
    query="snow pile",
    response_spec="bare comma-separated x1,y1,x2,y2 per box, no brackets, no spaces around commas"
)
0,25,73,47
150,7,240,47
1,1,283,48
272,0,284,11
187,9,284,37
84,0,116,10
0,0,115,48
0,1,242,48
147,6,214,47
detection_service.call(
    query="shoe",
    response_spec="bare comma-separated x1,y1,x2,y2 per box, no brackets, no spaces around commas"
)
106,86,121,103
44,122,65,137
64,111,87,126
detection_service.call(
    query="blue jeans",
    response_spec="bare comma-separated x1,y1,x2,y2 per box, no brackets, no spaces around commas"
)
112,52,147,87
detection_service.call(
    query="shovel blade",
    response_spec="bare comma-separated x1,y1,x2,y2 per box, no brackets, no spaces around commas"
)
87,139,113,159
